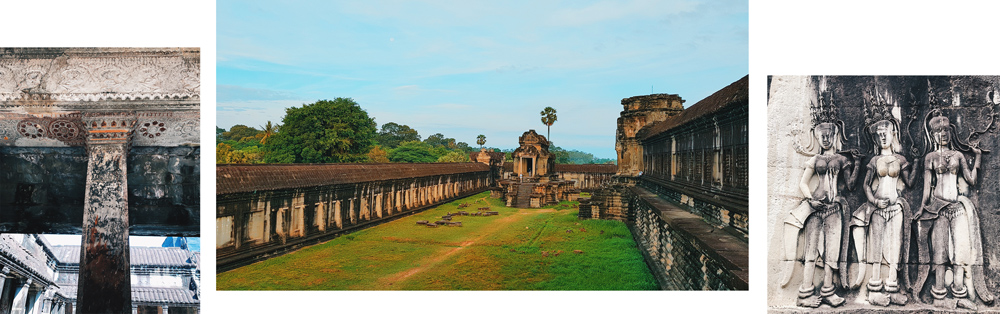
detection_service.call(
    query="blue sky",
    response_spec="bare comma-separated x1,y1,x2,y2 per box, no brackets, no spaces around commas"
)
218,0,747,158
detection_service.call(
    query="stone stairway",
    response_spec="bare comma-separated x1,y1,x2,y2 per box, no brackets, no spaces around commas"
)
515,183,534,208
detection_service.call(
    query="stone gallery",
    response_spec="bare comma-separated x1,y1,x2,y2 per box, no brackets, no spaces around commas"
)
583,75,748,290
768,76,1000,311
0,48,200,313
216,75,747,291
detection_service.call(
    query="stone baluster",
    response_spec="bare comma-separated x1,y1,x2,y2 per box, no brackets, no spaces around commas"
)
77,113,135,313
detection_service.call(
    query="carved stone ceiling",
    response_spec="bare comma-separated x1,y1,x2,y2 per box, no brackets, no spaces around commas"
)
0,48,200,147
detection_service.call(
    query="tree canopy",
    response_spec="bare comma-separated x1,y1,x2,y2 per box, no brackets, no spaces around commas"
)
377,122,421,148
389,141,438,163
540,106,557,143
265,98,377,163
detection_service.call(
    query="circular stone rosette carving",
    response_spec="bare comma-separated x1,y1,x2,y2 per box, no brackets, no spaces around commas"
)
48,120,81,142
138,121,166,138
17,120,46,139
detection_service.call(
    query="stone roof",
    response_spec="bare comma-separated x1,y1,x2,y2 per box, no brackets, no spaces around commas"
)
0,235,54,284
217,163,491,195
552,164,617,173
59,286,199,305
640,75,749,140
50,246,197,267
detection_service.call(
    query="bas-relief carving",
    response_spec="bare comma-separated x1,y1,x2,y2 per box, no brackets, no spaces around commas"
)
771,76,1000,312
0,48,200,148
0,49,199,102
780,93,860,308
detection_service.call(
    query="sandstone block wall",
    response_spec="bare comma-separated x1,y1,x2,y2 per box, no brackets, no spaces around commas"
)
216,163,491,271
627,185,748,290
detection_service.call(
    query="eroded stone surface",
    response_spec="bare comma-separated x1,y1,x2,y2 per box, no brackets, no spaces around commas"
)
768,76,1000,312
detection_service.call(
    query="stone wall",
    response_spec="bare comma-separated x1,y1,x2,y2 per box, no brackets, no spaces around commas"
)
626,184,748,290
0,146,200,235
216,163,491,272
500,163,617,191
552,164,617,191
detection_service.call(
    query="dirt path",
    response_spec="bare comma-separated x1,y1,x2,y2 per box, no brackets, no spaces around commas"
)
371,207,552,289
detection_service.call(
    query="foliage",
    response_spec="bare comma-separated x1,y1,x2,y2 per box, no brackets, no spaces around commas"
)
258,121,278,145
436,151,471,163
540,106,557,142
423,133,454,148
217,192,657,290
221,124,263,142
388,141,438,163
265,98,377,163
377,122,421,148
476,134,486,148
217,142,265,164
367,145,390,163
216,127,225,141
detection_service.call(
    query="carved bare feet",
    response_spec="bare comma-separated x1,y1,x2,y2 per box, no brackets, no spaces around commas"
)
957,299,977,310
822,294,846,307
797,295,821,308
889,293,908,305
869,292,890,306
933,298,957,309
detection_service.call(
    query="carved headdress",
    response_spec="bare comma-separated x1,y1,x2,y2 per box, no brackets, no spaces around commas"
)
862,85,903,154
797,90,846,156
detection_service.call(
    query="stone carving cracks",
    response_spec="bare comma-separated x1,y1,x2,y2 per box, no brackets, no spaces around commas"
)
771,76,1000,311
0,48,200,103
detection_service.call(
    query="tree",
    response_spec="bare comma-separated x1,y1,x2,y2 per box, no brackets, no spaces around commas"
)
216,127,225,141
540,106,557,143
264,98,377,163
377,122,421,148
258,121,278,145
437,151,470,163
424,133,448,147
221,125,262,142
367,145,390,163
476,134,486,149
388,141,437,163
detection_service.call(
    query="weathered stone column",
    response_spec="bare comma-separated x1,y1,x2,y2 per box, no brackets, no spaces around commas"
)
13,279,31,314
77,114,135,313
38,287,54,314
0,267,9,298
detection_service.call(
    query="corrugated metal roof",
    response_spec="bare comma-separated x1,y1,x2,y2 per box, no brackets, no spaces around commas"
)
59,286,199,304
217,163,491,195
50,246,196,267
640,75,749,140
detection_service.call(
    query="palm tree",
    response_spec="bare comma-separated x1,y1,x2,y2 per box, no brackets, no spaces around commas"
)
540,107,557,144
259,121,278,145
476,134,486,149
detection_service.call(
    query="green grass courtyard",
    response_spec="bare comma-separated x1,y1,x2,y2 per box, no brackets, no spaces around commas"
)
217,191,658,290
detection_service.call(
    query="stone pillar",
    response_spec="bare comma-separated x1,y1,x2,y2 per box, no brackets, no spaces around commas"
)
131,305,137,314
13,279,31,314
77,114,135,313
39,287,55,314
0,267,9,298
161,305,169,314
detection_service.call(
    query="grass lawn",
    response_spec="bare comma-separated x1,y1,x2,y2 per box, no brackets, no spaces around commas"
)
217,191,658,290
